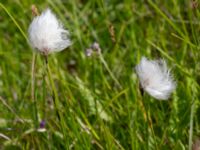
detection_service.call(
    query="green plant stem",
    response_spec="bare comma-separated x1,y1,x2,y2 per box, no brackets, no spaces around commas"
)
31,53,38,128
141,93,158,150
0,3,28,41
99,54,121,88
143,95,149,150
0,96,24,123
42,57,47,120
189,98,195,150
92,58,98,118
45,56,69,149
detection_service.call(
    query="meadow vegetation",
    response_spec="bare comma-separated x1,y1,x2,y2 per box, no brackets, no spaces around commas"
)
0,0,200,149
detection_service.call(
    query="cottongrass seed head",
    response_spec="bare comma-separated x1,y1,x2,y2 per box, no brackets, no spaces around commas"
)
28,8,71,55
135,57,176,100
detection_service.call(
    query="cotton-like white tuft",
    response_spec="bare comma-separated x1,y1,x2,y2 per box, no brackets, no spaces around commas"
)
135,57,176,100
28,8,71,55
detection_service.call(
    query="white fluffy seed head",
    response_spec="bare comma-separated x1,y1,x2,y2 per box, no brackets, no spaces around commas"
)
28,8,71,55
135,57,176,100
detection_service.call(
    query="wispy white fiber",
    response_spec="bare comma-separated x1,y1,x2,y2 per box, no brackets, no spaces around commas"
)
135,57,176,100
28,8,71,55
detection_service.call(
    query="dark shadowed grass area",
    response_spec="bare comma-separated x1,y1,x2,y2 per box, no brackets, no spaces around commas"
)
0,0,200,149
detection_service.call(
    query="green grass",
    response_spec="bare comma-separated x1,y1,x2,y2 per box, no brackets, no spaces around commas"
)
0,0,200,149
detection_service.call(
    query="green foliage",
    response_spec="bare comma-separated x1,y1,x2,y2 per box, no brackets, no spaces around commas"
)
0,0,200,149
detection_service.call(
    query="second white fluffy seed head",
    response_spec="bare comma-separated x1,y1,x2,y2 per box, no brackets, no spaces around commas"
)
135,57,176,100
28,8,71,55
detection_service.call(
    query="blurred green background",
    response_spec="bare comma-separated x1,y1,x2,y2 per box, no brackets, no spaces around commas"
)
0,0,200,149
